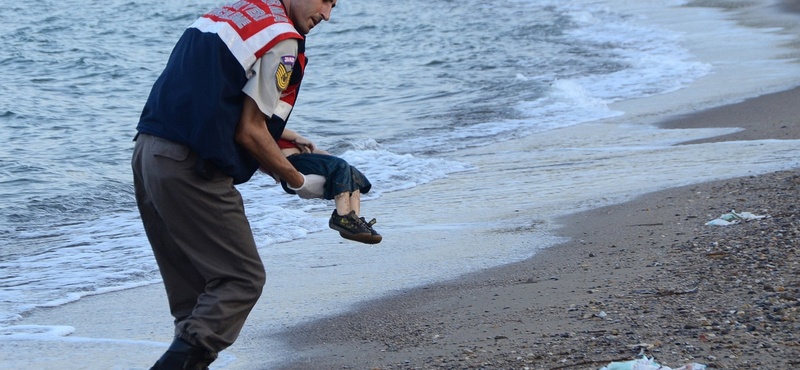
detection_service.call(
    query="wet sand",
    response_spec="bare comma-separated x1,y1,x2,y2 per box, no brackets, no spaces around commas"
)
4,2,799,369
273,88,800,369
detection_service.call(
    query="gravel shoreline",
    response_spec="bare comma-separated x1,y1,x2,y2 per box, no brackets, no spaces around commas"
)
274,170,798,370
274,3,800,368
274,85,800,370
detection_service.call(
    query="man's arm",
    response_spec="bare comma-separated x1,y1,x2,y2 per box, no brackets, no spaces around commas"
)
234,95,305,188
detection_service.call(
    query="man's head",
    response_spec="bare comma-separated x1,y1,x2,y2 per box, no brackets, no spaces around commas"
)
283,0,337,35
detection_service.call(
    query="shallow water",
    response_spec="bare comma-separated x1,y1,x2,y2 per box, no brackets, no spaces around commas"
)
1,0,800,368
0,0,724,324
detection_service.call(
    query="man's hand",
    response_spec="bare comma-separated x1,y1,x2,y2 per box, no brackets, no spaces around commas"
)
287,174,326,199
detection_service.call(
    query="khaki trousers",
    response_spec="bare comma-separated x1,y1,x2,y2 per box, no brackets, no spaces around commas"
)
131,134,266,353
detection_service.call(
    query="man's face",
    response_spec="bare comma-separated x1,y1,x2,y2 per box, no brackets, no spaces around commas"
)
285,0,337,35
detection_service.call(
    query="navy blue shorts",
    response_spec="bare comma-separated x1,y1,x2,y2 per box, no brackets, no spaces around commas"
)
281,153,371,200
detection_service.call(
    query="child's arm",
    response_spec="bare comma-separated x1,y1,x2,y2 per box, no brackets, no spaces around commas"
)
281,128,317,153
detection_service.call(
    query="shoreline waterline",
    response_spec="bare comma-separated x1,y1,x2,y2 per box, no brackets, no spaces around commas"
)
1,1,799,369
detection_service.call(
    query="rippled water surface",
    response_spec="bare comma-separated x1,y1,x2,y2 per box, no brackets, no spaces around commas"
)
1,0,797,329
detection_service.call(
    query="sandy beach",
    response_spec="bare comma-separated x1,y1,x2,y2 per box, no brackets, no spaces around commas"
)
273,88,800,369
268,3,800,367
3,2,799,370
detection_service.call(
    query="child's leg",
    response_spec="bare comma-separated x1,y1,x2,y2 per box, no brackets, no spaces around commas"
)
349,190,360,215
334,190,361,216
334,192,351,216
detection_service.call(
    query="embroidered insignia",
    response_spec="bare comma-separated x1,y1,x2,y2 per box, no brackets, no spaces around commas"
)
276,55,296,91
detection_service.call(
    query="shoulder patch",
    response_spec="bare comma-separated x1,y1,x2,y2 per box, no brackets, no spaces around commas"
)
276,55,296,91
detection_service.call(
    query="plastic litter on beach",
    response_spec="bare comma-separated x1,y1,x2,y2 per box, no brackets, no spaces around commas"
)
705,209,768,226
599,356,706,370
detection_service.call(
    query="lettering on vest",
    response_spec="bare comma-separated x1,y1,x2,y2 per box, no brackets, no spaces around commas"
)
207,7,251,29
261,0,289,22
230,1,270,21
206,0,289,30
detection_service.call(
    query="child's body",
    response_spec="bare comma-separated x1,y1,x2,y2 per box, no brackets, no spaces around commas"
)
274,129,381,244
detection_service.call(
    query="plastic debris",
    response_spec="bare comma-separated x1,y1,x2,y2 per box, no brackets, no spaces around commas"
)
705,209,767,226
599,356,706,370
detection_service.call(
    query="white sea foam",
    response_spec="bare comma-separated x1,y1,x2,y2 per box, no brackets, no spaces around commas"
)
0,141,472,325
2,0,800,368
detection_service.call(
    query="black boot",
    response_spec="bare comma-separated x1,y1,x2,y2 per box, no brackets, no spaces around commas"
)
150,337,217,370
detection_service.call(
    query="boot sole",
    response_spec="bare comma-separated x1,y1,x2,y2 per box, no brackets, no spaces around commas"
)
339,231,382,244
329,221,382,244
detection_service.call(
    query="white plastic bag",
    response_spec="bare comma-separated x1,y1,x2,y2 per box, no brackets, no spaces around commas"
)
599,356,706,370
705,209,767,226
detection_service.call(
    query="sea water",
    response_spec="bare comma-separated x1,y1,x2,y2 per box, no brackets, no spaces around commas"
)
1,0,799,368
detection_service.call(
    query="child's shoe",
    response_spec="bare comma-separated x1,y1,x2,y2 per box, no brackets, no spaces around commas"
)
329,210,382,244
359,216,382,244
